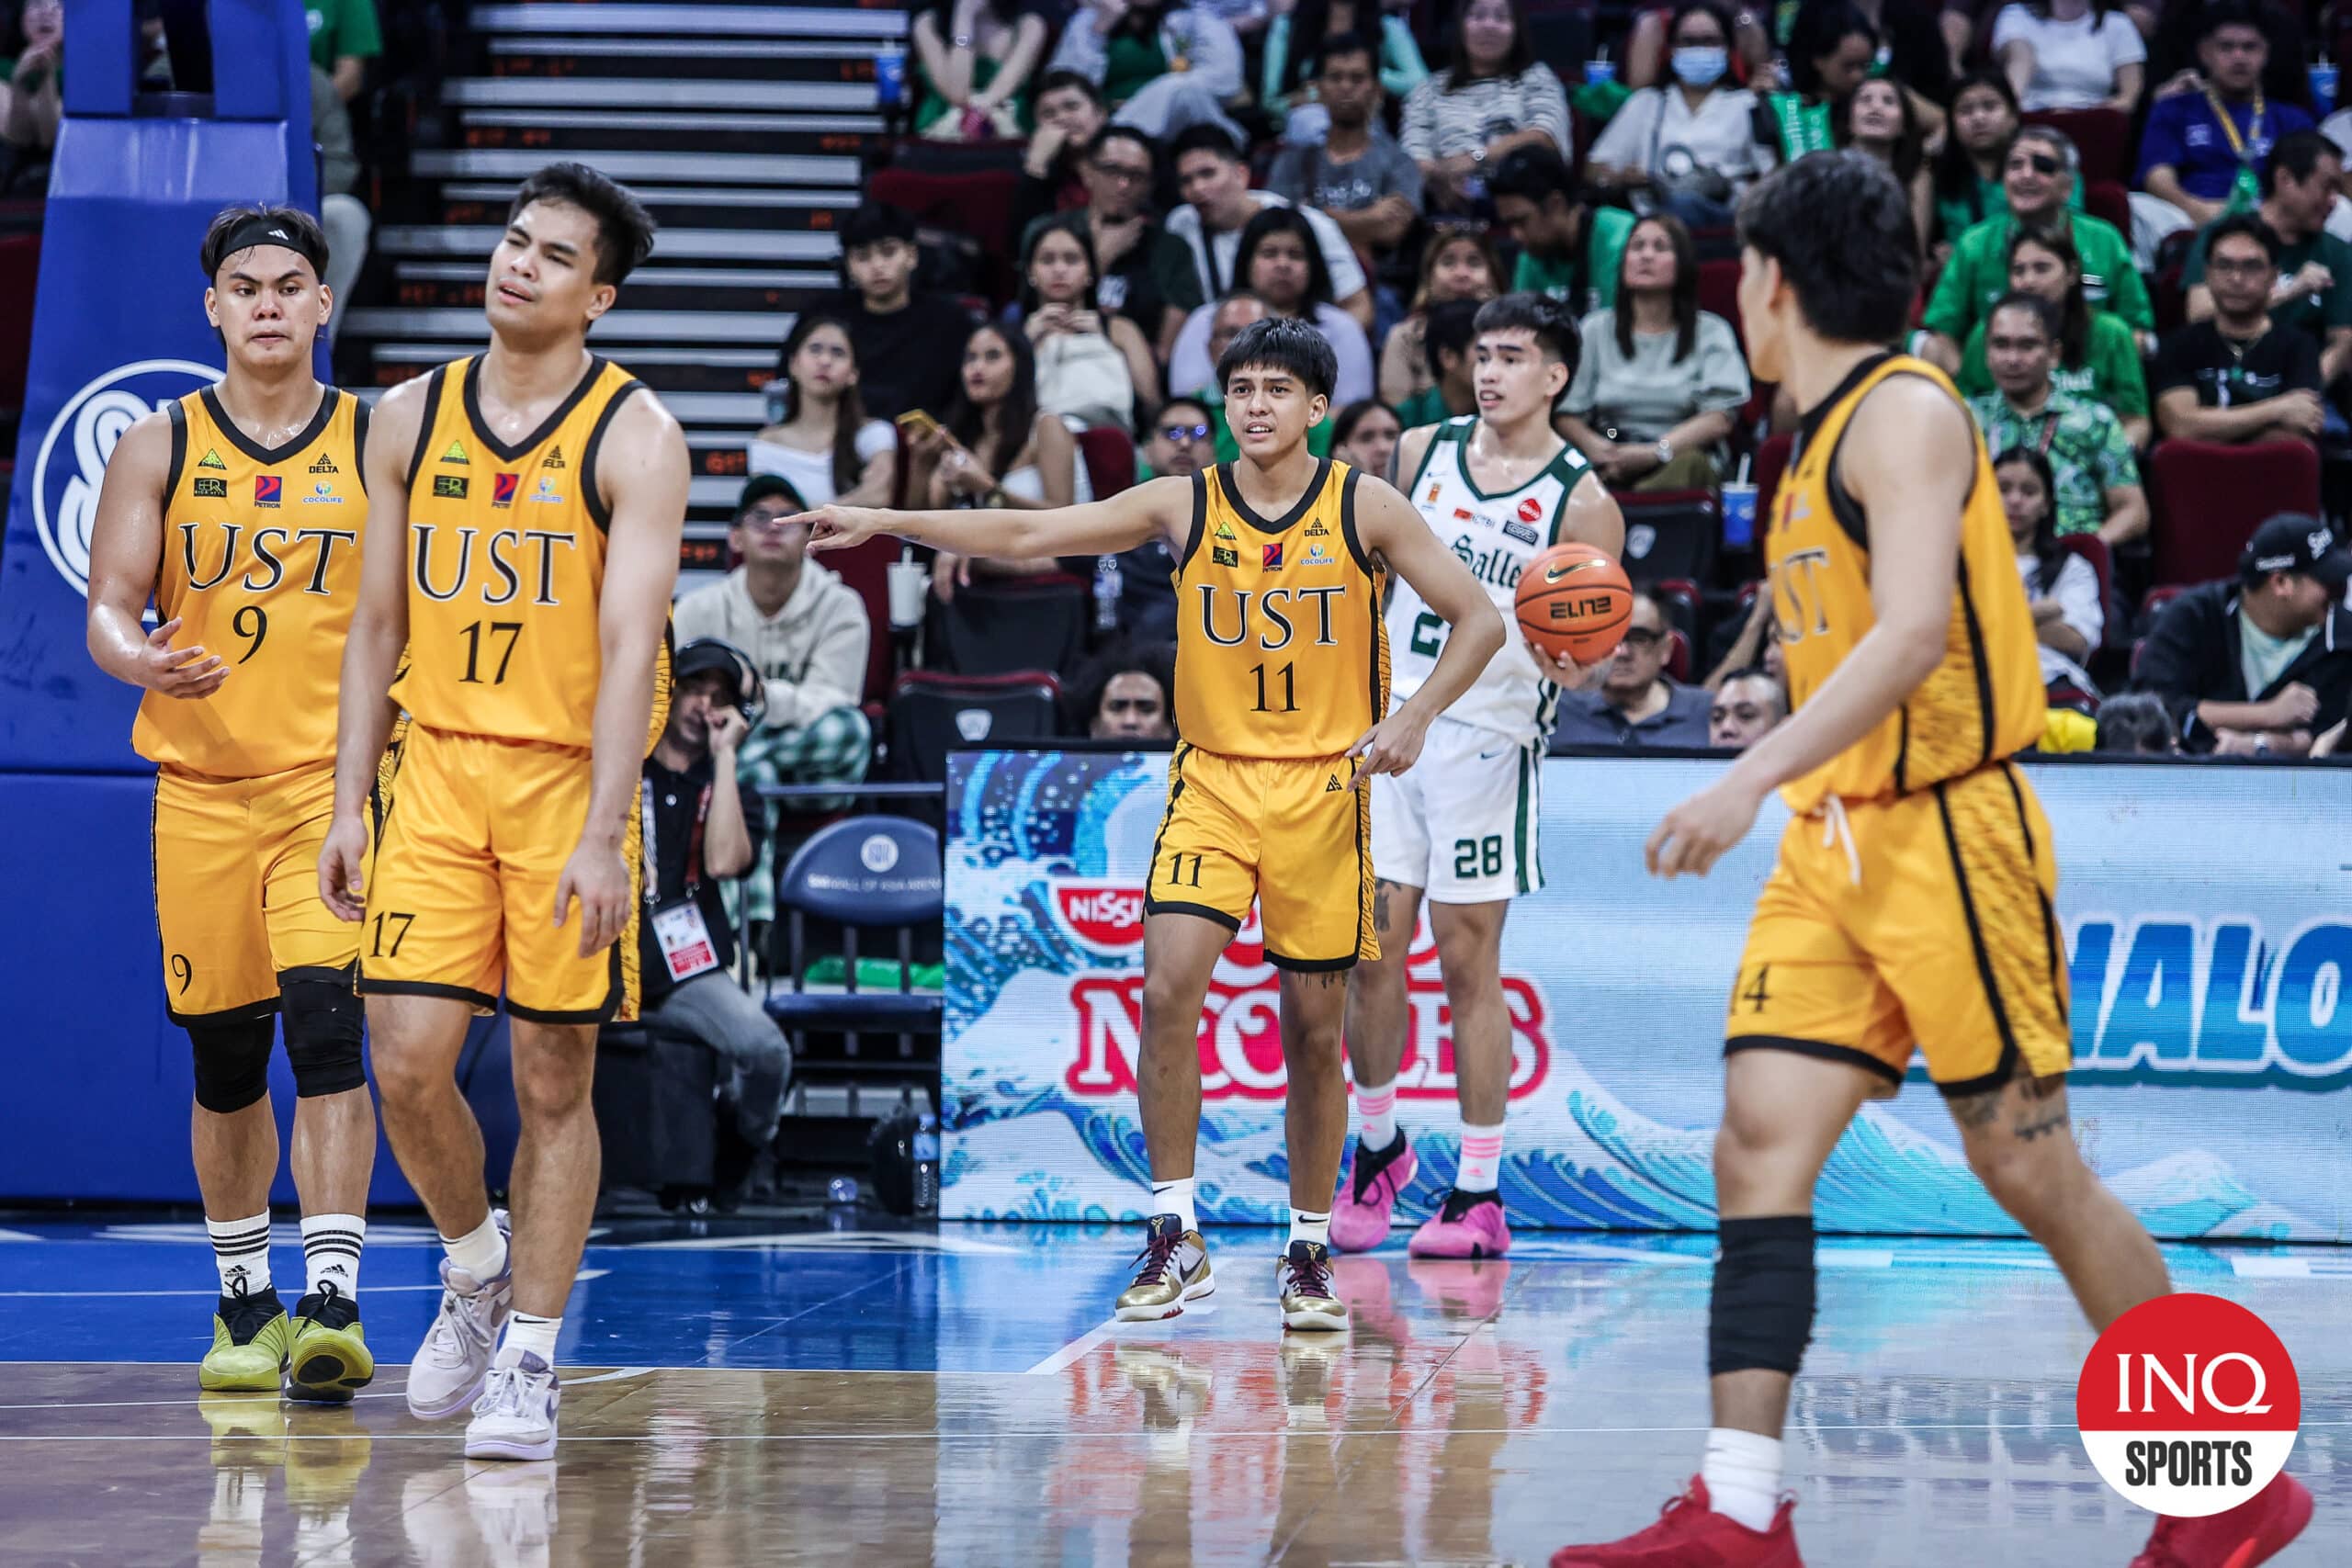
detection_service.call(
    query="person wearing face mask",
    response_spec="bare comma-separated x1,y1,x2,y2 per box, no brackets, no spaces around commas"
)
1922,123,2152,370
1585,0,1781,232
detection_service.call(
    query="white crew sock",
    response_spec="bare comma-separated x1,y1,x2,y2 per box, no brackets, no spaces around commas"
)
1288,1208,1331,1250
497,1312,561,1369
1150,1177,1198,1232
440,1212,508,1285
1354,1077,1399,1149
1701,1427,1784,1531
1455,1121,1506,1193
208,1211,273,1295
300,1213,366,1297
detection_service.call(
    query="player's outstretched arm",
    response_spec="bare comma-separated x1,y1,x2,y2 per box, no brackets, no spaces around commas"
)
1647,376,1967,877
321,377,426,920
797,477,1191,564
1348,473,1507,781
85,412,226,701
561,390,689,958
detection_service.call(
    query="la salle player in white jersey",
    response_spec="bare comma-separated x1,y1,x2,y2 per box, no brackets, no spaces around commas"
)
1330,294,1624,1258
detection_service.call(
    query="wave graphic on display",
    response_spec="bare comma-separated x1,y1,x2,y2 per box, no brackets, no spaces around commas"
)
942,751,2317,1240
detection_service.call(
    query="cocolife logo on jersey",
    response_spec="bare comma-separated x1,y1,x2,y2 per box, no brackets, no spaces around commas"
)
2076,1293,2301,1517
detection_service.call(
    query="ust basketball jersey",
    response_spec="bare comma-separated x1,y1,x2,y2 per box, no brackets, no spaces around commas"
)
1172,459,1387,759
1769,354,2045,811
394,354,655,750
1392,415,1591,745
135,387,368,778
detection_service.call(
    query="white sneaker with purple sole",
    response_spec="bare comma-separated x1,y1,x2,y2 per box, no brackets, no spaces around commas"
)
464,1351,560,1461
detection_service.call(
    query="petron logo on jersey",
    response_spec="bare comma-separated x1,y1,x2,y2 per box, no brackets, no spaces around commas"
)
1050,886,1553,1102
29,358,218,596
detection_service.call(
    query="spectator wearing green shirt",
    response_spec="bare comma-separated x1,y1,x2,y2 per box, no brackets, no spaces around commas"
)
1930,72,2022,254
1966,293,2146,547
307,0,381,104
1489,143,1633,317
1955,229,2151,446
2182,130,2352,394
1922,125,2151,371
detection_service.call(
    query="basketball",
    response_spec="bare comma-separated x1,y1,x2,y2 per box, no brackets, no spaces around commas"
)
1514,543,1634,664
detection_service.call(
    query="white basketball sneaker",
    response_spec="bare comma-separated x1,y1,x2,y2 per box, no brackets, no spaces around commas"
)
406,1211,512,1420
464,1352,561,1462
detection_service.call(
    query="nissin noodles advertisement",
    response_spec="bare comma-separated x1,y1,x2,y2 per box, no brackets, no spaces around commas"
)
941,751,2352,1240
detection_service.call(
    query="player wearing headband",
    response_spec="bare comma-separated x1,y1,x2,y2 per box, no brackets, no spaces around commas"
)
321,162,684,1461
86,205,379,1402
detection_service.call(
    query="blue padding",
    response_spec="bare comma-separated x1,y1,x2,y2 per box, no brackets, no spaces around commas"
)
778,818,944,928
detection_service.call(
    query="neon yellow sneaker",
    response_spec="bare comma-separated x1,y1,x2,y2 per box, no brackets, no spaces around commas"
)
285,1282,374,1404
198,1282,292,1393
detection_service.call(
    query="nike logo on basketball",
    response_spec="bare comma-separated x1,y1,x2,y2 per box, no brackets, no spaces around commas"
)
1544,558,1605,583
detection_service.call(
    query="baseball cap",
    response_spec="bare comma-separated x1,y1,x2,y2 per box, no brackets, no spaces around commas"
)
673,637,751,685
2239,513,2352,591
735,474,807,518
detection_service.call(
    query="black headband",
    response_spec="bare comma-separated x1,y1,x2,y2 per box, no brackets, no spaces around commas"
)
213,214,328,276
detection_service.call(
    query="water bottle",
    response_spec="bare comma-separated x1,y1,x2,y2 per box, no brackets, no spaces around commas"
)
2312,60,2340,116
876,46,907,110
1092,553,1123,634
911,1112,941,1218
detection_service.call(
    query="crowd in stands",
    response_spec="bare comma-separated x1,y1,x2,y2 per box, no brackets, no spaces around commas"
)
710,0,2352,794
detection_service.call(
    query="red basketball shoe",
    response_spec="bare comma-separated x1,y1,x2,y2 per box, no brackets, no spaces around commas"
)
2130,1472,2311,1568
1550,1476,1804,1568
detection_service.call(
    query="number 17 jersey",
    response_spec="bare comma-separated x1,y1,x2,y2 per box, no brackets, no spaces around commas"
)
393,354,650,749
1391,416,1591,747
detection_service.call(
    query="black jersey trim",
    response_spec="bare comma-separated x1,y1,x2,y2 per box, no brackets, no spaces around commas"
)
1216,457,1332,536
1934,779,2023,1092
463,353,609,465
406,366,448,491
164,397,189,501
1338,464,1374,576
350,394,371,499
1955,546,1997,770
1724,1033,1905,1087
200,384,337,468
1177,471,1207,570
579,378,648,535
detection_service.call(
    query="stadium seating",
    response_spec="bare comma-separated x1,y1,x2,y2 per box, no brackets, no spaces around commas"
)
886,670,1062,784
2148,439,2322,589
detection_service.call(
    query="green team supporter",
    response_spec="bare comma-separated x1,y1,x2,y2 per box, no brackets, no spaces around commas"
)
1512,207,1634,316
1967,389,2141,537
306,0,381,72
1933,177,2088,252
1927,211,2152,342
1957,310,2150,419
2181,218,2352,342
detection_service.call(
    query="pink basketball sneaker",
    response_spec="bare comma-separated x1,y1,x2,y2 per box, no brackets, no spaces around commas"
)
1329,1132,1417,1252
1407,1188,1511,1259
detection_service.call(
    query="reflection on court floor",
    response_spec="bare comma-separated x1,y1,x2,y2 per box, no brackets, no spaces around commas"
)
0,1223,2341,1565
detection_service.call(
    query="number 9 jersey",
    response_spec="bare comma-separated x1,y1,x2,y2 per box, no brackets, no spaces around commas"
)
135,388,368,778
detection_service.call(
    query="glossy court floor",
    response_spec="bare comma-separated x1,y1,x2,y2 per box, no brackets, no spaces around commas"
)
0,1220,2344,1566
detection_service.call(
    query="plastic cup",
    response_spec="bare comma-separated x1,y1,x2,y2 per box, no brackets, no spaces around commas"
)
1720,481,1758,550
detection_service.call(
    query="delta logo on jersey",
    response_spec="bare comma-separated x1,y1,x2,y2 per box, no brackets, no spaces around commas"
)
2076,1293,2301,1517
1049,890,1553,1102
28,357,218,596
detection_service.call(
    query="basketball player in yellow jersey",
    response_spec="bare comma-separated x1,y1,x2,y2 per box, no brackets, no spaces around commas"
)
1555,154,2304,1568
799,319,1504,1331
85,206,379,1403
319,163,686,1462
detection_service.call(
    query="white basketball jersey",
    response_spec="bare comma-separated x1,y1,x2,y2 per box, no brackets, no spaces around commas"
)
1389,416,1592,745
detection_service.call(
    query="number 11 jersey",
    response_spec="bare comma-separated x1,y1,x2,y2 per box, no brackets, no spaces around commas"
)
394,354,648,749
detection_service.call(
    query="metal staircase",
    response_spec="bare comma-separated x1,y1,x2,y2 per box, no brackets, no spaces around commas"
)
343,0,904,553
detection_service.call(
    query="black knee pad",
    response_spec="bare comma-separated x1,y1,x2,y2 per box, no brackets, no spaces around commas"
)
280,968,368,1099
188,1014,276,1114
1708,1214,1816,1377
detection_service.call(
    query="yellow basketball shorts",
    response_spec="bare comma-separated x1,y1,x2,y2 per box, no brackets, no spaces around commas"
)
1145,742,1377,970
1724,761,2070,1097
364,724,645,1023
152,760,360,1022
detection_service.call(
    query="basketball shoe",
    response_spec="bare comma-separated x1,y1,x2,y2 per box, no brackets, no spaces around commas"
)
1277,1240,1349,1332
408,1210,513,1419
1408,1188,1512,1259
1329,1131,1417,1252
2132,1472,2312,1567
466,1350,561,1462
1549,1476,1803,1567
199,1280,292,1393
285,1280,373,1404
1115,1214,1215,1321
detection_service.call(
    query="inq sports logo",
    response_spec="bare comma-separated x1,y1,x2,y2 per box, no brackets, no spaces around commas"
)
30,359,218,596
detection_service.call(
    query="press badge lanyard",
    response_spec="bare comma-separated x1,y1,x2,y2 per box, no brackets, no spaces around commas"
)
639,775,713,905
641,774,722,982
2206,86,2266,208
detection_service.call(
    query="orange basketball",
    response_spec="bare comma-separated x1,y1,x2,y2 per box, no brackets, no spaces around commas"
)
1514,542,1634,664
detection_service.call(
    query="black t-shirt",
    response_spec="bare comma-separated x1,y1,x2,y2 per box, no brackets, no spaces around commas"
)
2154,321,2324,408
638,753,759,1005
798,292,976,423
